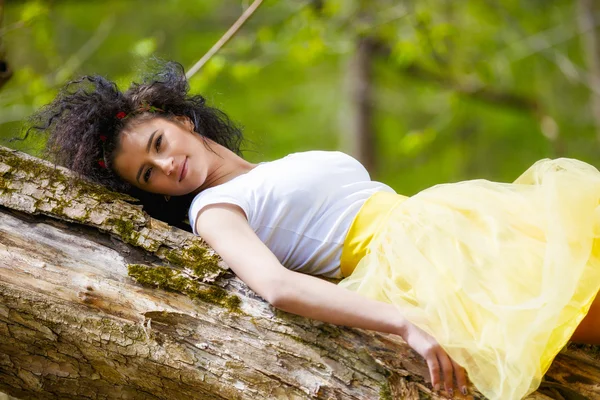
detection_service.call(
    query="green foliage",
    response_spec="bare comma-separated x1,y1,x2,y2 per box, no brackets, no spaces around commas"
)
131,37,157,58
1,0,597,196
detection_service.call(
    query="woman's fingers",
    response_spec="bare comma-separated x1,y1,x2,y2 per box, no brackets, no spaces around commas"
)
437,351,455,395
426,353,441,391
452,359,468,395
402,322,469,395
437,348,470,396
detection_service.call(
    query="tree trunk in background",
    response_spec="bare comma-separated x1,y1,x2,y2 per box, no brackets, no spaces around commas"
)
342,36,376,174
0,146,599,400
577,0,600,142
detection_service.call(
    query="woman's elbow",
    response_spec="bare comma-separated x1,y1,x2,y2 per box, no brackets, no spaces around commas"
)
261,274,291,308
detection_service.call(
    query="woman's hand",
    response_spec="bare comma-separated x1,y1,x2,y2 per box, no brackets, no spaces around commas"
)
401,321,468,396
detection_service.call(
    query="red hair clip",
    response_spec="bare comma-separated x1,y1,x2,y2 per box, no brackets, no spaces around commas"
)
116,111,127,120
98,160,107,169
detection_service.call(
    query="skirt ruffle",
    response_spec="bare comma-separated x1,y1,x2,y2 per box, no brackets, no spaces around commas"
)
339,158,600,400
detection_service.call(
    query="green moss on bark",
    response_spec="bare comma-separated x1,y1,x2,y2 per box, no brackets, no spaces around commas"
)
379,381,392,400
128,264,241,313
107,218,141,246
0,147,133,204
163,245,222,278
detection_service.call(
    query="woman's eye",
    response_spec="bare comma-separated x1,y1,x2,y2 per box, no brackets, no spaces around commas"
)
144,167,152,183
155,135,162,151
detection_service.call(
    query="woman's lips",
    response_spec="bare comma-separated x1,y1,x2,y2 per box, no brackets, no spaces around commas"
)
179,157,188,182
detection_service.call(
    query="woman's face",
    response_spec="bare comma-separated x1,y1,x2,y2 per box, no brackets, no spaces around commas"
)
113,116,209,196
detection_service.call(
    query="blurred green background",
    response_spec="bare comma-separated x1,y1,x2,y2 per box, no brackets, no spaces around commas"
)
1,0,599,196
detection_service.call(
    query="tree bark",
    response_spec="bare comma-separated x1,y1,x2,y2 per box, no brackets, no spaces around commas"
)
0,145,598,400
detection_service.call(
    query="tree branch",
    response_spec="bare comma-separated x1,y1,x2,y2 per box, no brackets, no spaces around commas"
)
186,0,264,79
401,62,539,112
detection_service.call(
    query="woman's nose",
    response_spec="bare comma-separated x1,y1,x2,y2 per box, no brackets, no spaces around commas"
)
156,157,175,176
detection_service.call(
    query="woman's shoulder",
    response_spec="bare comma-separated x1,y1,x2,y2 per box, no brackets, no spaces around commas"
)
192,150,360,200
267,150,362,170
282,150,356,162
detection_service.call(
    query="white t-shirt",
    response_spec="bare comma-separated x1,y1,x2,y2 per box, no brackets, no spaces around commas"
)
188,151,395,278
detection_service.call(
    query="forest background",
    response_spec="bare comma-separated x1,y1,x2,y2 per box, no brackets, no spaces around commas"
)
1,0,599,205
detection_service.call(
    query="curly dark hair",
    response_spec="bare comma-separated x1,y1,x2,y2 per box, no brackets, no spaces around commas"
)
26,60,244,231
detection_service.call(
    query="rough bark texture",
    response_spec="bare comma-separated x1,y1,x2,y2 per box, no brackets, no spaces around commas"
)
0,145,599,400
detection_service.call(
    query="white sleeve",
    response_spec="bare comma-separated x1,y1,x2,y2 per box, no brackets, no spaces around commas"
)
188,191,251,235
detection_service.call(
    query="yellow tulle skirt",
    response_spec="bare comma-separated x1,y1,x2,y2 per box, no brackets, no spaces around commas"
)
339,158,600,400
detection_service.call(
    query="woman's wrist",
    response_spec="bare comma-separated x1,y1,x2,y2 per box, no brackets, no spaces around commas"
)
388,307,409,338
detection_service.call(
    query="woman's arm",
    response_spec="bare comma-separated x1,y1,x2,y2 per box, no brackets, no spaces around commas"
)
195,203,467,395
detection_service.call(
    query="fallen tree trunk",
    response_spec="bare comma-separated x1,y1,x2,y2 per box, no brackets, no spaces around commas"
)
0,146,598,400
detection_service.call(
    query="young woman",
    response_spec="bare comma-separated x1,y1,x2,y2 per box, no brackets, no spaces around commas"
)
28,61,600,400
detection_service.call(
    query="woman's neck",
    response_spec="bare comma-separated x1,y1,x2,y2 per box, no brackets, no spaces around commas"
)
194,139,256,193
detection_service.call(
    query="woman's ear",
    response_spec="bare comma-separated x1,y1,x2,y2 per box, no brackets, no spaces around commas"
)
173,115,195,133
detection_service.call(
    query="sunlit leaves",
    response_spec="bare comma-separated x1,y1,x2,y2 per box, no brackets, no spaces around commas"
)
188,55,227,93
230,60,262,81
19,1,48,23
257,26,275,43
22,1,58,66
398,128,437,156
132,38,157,58
290,35,326,64
1,0,595,194
391,40,418,67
